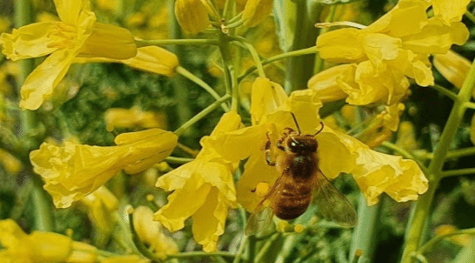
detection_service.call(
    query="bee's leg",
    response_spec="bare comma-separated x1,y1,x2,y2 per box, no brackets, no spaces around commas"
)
265,132,276,166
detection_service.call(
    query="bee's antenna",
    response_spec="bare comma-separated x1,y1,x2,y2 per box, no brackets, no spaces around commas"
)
314,122,324,136
290,113,301,134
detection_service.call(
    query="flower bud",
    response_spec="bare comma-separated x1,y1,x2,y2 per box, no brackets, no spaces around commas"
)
433,50,471,90
242,0,274,27
175,0,210,34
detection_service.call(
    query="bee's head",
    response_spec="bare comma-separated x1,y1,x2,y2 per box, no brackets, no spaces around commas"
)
286,135,318,154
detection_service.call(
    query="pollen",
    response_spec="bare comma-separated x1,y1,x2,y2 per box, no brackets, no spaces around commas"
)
255,182,270,197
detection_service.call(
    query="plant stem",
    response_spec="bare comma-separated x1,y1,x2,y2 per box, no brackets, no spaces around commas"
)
441,168,475,177
237,46,318,82
254,233,281,263
429,84,458,101
349,194,382,263
400,57,475,263
232,235,248,263
464,102,475,110
446,147,475,159
465,10,475,24
127,209,163,263
167,251,236,260
417,227,475,255
173,95,231,136
164,156,194,164
218,32,238,110
229,36,266,78
176,66,229,111
136,39,218,47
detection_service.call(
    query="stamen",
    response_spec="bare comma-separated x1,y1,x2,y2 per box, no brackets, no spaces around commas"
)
315,21,367,30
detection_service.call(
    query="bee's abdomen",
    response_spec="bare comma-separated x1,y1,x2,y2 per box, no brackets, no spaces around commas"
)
273,184,312,220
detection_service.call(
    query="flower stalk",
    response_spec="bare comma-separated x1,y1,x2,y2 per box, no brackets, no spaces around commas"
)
401,57,475,263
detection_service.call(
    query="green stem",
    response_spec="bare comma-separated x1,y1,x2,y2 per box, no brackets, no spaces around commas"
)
232,235,248,263
176,66,229,111
173,95,231,136
349,194,382,263
446,147,475,159
135,39,218,47
237,46,318,82
400,57,475,263
314,5,337,73
465,10,475,24
229,36,266,78
218,32,237,110
429,84,458,101
417,227,475,255
464,102,475,110
128,209,163,263
441,168,475,177
15,0,53,232
247,236,256,263
166,251,236,260
254,233,281,263
164,156,194,164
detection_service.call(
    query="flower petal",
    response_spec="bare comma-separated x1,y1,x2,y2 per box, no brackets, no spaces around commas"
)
0,22,58,60
250,77,287,125
19,48,76,110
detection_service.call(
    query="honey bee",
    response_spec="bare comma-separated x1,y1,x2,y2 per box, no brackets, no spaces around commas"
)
245,113,358,235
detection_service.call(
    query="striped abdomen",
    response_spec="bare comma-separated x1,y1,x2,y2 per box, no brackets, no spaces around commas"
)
272,179,313,220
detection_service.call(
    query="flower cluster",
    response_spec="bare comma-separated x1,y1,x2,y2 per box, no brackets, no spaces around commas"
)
310,0,470,106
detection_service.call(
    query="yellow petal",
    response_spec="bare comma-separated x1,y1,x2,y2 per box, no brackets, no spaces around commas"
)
340,135,428,205
19,48,77,110
175,0,210,34
365,0,430,38
155,172,212,231
316,28,366,63
242,0,274,27
133,206,163,245
30,129,177,208
192,187,227,252
433,50,471,89
78,23,136,60
29,232,73,262
54,0,93,27
307,64,355,103
250,77,287,125
0,22,58,60
401,17,469,54
431,0,471,23
119,46,178,76
100,255,149,263
236,152,280,211
362,33,401,69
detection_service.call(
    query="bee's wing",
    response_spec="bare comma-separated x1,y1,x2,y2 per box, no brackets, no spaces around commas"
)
244,177,283,236
312,170,358,227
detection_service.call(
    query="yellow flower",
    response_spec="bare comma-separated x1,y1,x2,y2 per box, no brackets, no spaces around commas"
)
80,186,119,237
104,107,167,132
242,0,274,27
314,0,469,106
307,64,355,103
208,78,427,210
0,219,72,262
74,46,179,77
154,111,240,252
433,50,471,90
0,0,137,110
174,0,210,34
30,128,177,208
0,148,22,175
133,206,178,259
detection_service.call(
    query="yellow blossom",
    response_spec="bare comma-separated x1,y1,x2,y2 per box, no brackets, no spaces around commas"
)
0,219,72,262
242,0,274,27
314,0,469,106
74,46,179,77
307,64,354,103
133,206,178,259
433,50,471,90
0,0,137,110
0,148,22,175
104,107,167,132
80,186,119,237
154,111,240,252
174,0,210,34
208,77,427,210
30,128,177,208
